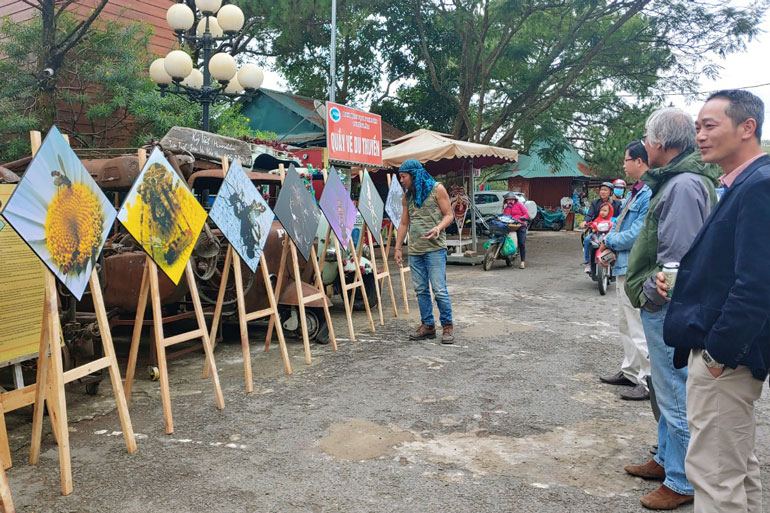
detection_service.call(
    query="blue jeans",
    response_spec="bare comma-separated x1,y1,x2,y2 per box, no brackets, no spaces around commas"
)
583,235,592,262
641,304,694,496
409,249,453,326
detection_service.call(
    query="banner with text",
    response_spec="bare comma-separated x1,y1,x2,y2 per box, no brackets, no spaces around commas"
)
326,102,383,167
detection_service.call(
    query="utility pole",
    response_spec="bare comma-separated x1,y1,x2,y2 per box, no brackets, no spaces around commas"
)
329,0,337,102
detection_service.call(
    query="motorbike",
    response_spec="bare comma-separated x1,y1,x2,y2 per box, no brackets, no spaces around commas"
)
529,206,565,231
584,221,616,295
482,214,523,271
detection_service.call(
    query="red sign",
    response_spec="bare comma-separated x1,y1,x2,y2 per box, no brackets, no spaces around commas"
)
326,102,383,167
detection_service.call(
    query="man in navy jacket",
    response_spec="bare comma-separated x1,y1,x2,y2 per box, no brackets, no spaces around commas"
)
661,89,769,512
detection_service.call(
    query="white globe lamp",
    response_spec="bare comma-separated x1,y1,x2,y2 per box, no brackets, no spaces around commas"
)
195,0,222,15
166,3,195,31
209,53,237,82
164,50,193,80
197,16,223,38
182,68,204,89
237,64,264,91
224,75,243,94
149,58,173,85
217,4,245,33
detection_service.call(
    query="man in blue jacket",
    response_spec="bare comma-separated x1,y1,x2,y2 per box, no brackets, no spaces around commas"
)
661,90,769,512
599,140,652,400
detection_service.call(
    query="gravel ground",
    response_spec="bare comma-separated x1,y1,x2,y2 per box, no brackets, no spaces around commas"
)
5,230,769,512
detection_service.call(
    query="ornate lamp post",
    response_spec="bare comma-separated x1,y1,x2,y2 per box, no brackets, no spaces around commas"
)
148,0,264,132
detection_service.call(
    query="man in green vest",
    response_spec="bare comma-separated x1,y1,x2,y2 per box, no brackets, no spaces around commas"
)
394,159,455,344
622,107,720,510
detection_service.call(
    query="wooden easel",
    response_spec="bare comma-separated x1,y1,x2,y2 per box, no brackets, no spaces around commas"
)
124,149,224,435
265,165,337,365
204,157,292,391
23,130,137,496
384,175,411,314
317,169,375,342
351,171,398,324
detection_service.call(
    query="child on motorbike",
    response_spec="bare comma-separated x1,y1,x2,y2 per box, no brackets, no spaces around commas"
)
584,202,615,273
502,192,529,269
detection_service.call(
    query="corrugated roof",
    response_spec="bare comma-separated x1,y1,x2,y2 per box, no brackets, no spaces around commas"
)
244,88,405,143
497,141,594,179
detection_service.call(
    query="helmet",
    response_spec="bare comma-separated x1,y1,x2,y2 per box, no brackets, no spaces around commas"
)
503,192,518,200
600,181,614,189
612,178,627,188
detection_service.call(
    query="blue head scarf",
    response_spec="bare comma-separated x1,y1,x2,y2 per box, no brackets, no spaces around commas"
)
399,159,436,208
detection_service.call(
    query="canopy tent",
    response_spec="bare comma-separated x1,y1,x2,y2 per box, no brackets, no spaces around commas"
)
382,131,518,173
390,128,452,144
382,131,518,261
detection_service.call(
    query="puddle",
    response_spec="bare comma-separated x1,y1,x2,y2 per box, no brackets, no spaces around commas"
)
320,419,415,460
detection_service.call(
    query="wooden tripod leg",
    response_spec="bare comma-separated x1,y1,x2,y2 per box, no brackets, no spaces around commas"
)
379,242,399,317
88,271,136,454
43,272,72,495
333,237,356,342
310,245,336,351
29,307,50,466
291,243,313,364
203,246,232,379
185,262,225,410
368,229,385,325
124,262,150,403
0,462,14,513
349,240,375,333
400,267,411,314
261,259,291,375
231,255,253,393
0,410,9,472
147,262,173,435
265,238,289,351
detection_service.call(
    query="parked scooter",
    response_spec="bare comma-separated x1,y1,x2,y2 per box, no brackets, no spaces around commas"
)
529,206,565,231
584,220,616,295
320,244,378,310
482,214,523,271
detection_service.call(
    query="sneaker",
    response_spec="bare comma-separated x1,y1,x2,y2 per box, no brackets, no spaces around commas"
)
620,384,650,401
584,264,591,274
409,323,436,340
599,371,635,386
441,324,454,344
519,261,526,269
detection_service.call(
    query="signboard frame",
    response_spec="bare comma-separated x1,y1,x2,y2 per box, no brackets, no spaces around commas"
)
326,102,383,167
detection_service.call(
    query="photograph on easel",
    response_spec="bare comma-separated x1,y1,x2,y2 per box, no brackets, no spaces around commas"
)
385,174,404,230
358,170,385,244
319,167,357,248
1,125,117,300
117,146,208,285
208,160,274,273
273,165,321,261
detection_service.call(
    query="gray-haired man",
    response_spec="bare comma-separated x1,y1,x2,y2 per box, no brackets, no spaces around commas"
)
623,107,720,510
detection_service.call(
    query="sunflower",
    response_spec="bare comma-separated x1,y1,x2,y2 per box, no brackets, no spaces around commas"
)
45,182,105,275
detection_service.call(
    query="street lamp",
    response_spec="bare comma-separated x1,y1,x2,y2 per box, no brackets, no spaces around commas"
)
149,1,264,132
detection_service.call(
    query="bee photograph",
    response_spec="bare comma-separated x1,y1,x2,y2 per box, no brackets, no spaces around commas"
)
1,125,117,300
273,165,321,262
117,147,208,285
358,170,385,245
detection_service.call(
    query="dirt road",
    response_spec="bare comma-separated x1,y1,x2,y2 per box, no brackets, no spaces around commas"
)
6,231,768,512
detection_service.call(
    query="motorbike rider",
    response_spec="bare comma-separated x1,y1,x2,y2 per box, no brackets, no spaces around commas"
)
502,192,529,269
580,182,621,265
612,178,627,201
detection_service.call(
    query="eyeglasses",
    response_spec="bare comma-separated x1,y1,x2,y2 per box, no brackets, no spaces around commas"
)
624,158,635,162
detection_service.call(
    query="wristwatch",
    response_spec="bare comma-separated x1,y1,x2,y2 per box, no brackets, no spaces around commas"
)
701,350,725,370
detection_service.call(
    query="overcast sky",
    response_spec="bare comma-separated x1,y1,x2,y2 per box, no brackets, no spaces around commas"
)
260,14,770,140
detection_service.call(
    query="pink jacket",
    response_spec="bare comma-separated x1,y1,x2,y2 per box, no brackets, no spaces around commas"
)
503,201,529,225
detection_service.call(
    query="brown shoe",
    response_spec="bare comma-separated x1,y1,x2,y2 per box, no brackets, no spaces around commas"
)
640,484,693,510
624,459,665,480
441,324,454,344
409,323,436,340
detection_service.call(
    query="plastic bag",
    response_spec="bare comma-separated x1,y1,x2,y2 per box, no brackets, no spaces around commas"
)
501,234,517,256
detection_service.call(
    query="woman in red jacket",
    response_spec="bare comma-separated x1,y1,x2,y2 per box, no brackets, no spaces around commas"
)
502,192,530,269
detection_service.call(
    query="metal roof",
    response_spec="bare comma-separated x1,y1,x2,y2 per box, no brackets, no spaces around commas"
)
497,141,593,179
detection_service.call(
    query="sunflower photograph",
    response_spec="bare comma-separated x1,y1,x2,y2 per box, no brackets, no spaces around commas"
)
1,125,117,301
117,147,208,285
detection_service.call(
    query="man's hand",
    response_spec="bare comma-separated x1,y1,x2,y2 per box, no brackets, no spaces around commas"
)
395,248,403,268
422,226,440,240
579,221,587,229
708,367,724,378
655,271,669,299
599,241,607,252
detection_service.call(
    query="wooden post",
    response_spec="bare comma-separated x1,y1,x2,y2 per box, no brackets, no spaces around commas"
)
124,149,224,434
386,174,411,314
205,158,292,390
24,130,136,498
